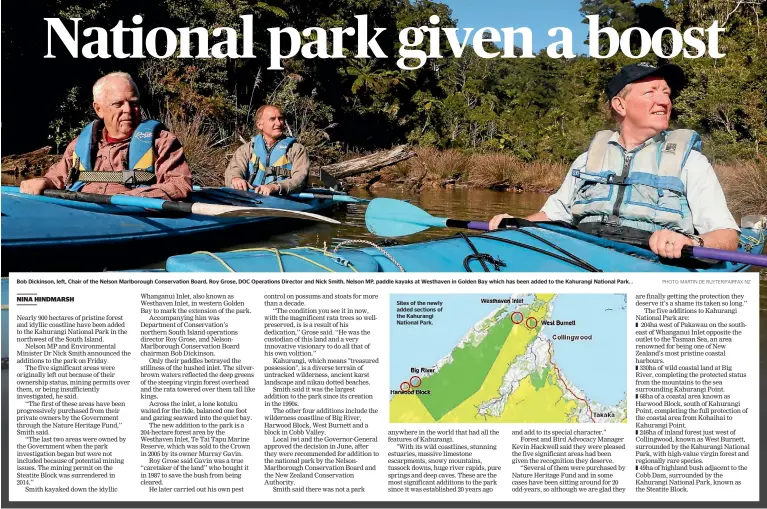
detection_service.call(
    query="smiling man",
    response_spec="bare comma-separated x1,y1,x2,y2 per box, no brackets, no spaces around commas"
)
225,104,309,196
490,63,739,258
20,72,192,200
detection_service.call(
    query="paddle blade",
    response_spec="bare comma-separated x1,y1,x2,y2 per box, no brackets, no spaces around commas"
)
191,203,341,224
365,198,447,237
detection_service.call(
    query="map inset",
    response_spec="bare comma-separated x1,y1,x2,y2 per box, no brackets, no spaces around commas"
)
390,294,627,423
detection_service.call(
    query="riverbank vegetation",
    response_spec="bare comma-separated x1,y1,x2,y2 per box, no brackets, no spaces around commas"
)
360,148,766,217
717,159,767,216
3,0,765,213
374,148,568,193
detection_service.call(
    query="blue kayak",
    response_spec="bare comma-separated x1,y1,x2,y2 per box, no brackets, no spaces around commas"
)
162,222,766,273
1,186,338,272
2,226,763,365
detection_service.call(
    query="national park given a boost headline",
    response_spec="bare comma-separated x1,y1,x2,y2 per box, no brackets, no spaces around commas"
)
45,14,727,70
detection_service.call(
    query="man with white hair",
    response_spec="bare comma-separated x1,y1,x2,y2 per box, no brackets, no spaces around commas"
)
489,63,739,258
20,72,192,199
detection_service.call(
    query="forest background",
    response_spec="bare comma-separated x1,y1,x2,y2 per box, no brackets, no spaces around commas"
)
2,0,765,215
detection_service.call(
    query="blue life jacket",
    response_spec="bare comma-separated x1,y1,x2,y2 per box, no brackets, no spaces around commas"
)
570,129,699,234
68,119,163,191
248,134,296,186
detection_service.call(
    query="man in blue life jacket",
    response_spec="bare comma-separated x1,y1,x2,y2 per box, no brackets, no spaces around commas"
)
225,105,310,195
489,63,739,259
19,72,192,200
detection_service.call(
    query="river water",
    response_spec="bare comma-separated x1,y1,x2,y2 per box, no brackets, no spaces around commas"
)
218,187,550,251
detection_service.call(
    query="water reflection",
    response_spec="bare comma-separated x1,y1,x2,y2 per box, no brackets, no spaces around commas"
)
219,187,550,252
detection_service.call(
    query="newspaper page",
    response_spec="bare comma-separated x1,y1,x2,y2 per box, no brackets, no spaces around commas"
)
3,272,761,505
2,0,766,507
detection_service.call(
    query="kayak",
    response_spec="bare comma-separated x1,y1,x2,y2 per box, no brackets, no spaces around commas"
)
1,186,340,272
2,225,763,366
162,222,766,273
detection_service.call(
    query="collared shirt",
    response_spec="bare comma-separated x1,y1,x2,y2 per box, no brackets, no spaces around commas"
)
224,140,310,194
541,132,739,235
44,127,192,200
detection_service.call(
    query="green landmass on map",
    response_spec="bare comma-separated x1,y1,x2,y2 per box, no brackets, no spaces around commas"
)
390,294,627,424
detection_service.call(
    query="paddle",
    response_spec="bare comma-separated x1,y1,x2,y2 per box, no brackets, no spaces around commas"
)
191,186,369,204
290,192,370,204
677,245,767,267
42,190,341,224
365,198,494,236
364,198,767,267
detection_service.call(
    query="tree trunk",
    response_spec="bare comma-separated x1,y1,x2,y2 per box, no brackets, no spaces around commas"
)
1,147,58,175
310,145,415,180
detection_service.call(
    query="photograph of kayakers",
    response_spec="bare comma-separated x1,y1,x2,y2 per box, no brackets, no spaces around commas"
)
2,0,766,274
488,63,739,260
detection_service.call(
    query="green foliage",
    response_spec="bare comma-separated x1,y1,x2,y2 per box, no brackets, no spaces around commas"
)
669,0,767,160
267,75,341,164
580,0,637,31
10,0,767,167
48,87,92,154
